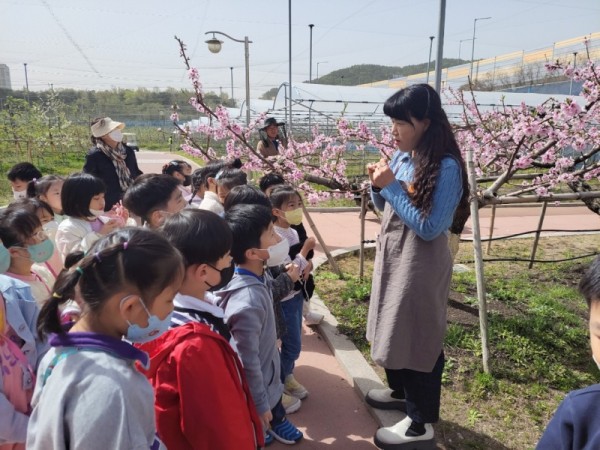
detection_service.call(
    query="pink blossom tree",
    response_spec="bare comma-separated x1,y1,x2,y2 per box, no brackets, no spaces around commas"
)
453,41,600,214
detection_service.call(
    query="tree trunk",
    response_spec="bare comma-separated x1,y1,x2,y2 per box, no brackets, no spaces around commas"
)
568,180,600,215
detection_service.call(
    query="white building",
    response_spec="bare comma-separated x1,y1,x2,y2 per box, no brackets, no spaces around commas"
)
0,64,11,90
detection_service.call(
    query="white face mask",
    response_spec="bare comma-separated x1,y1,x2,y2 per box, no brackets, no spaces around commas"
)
266,238,290,267
593,354,600,371
12,189,27,200
43,220,59,240
109,129,123,142
89,208,104,217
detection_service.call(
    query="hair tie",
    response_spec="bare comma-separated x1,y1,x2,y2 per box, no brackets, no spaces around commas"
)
122,242,128,250
32,178,37,184
94,252,102,263
75,267,84,276
52,292,62,299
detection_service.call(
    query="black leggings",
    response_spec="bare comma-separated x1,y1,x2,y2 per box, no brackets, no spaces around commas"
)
385,352,445,423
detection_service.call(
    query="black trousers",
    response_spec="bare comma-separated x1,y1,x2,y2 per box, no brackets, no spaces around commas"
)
270,397,286,427
385,352,445,424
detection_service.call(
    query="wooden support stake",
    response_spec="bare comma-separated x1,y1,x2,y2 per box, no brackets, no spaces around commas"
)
359,191,367,279
467,149,490,374
301,202,344,279
486,204,496,255
528,201,548,269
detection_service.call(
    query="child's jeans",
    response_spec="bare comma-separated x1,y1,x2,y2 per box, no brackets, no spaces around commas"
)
279,291,304,380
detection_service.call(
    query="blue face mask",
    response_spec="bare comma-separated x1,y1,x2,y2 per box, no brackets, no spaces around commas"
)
123,296,172,344
0,244,10,274
26,239,55,263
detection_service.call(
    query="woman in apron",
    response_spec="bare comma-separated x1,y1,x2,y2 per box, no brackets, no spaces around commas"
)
366,84,469,450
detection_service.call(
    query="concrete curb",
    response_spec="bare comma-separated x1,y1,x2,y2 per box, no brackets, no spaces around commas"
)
310,245,405,428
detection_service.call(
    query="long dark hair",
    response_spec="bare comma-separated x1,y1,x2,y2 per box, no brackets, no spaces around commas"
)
383,84,469,221
37,227,184,337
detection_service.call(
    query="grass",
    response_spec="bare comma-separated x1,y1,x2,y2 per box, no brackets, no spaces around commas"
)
314,234,600,450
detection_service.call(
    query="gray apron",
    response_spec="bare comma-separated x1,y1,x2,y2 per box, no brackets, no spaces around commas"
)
366,199,452,372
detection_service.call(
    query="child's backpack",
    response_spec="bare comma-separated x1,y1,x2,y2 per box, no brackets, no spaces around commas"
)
0,297,35,418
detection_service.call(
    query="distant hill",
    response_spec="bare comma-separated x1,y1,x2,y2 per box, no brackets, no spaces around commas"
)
314,60,466,86
259,60,468,99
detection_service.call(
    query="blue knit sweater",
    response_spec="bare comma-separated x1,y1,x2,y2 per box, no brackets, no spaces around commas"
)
371,151,463,241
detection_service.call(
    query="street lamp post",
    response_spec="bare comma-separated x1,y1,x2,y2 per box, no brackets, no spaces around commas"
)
469,16,491,83
205,31,252,125
316,61,328,80
309,24,314,83
458,38,473,62
569,52,578,95
229,67,234,104
426,36,435,84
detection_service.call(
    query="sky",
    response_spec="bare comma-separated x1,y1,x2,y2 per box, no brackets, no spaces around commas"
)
1,0,599,99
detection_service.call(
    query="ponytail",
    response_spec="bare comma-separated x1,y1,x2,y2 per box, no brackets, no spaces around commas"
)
37,266,83,337
26,179,37,198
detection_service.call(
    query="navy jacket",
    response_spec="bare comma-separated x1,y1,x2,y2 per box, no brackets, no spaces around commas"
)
537,384,600,449
82,145,142,210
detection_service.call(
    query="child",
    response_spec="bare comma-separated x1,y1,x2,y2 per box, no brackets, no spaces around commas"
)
55,173,121,261
26,175,65,223
7,162,42,201
0,207,55,307
219,204,303,445
259,174,322,326
269,185,316,401
162,159,200,206
10,198,63,280
197,159,241,215
123,174,186,228
26,227,184,450
137,209,263,450
216,168,248,205
536,256,600,449
0,238,48,450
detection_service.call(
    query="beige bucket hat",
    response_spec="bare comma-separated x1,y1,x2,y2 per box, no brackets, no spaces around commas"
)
91,117,125,138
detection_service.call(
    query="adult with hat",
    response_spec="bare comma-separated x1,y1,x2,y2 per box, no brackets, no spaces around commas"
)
257,117,287,158
83,117,143,211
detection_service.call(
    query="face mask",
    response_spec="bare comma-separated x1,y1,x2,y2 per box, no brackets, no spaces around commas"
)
182,175,192,187
109,129,123,142
25,239,55,263
206,263,235,292
43,220,59,240
594,354,600,371
12,189,27,200
266,239,290,267
89,208,104,217
284,208,303,226
0,244,10,274
123,296,172,344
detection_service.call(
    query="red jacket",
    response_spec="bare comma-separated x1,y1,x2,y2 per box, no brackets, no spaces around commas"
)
138,322,264,450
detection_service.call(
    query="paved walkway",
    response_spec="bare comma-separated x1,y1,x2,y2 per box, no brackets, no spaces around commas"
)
136,150,600,449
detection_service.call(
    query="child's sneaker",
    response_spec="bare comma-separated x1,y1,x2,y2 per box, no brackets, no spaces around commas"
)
282,392,301,414
284,374,309,399
265,432,274,446
269,418,303,445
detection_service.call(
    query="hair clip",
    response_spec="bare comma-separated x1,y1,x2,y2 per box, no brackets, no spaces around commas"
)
32,178,37,183
52,292,62,299
94,252,102,263
122,241,128,250
75,267,84,276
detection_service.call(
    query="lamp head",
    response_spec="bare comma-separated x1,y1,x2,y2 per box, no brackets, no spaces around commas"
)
206,35,223,54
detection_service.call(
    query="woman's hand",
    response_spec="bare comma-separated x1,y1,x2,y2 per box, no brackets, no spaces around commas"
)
285,263,301,283
367,158,395,189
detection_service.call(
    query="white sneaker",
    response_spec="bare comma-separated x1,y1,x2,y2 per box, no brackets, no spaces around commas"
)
303,311,324,326
374,416,435,449
282,393,301,414
284,374,309,399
